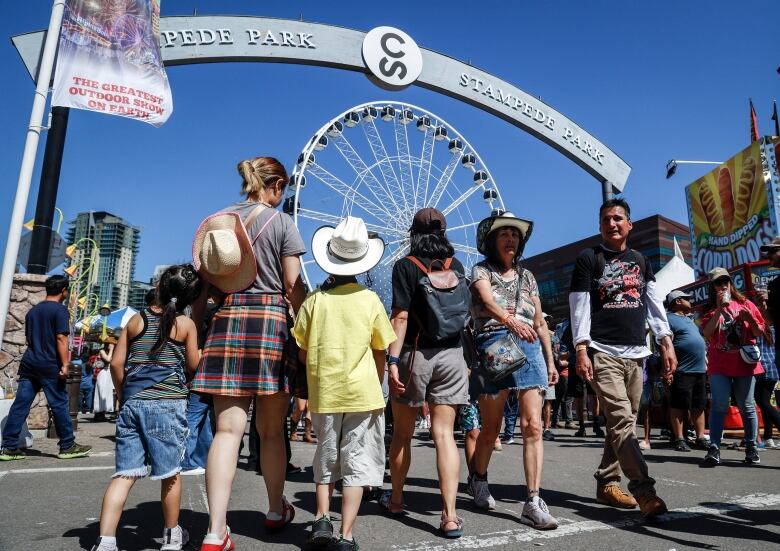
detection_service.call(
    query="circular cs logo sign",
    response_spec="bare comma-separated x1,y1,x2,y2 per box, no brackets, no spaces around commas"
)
362,26,423,88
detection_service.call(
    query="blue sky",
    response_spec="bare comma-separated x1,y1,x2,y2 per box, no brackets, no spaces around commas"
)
1,1,778,283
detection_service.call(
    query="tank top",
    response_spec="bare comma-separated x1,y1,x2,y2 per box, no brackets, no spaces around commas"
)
123,309,188,403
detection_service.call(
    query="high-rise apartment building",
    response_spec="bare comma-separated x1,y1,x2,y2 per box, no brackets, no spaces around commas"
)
66,211,141,310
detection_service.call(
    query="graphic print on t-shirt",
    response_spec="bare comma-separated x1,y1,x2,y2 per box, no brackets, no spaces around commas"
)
598,258,644,309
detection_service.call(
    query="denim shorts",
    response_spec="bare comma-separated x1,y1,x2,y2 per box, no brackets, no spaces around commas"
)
115,398,188,480
475,328,549,395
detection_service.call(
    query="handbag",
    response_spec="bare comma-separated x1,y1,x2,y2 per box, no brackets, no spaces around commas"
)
481,330,528,381
739,344,761,364
478,268,528,382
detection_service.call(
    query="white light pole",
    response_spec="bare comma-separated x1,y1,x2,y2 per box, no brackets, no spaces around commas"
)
0,0,65,346
665,159,724,180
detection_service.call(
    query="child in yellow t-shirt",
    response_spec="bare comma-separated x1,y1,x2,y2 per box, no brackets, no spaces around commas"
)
293,217,396,551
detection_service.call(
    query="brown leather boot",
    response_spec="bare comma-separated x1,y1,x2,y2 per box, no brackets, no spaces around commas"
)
596,485,638,509
636,494,668,518
303,418,317,443
289,418,300,441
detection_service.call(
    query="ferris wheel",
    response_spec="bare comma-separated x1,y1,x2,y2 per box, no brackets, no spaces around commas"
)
285,101,506,290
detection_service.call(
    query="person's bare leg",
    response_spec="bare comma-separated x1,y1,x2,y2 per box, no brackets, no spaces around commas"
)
670,408,686,440
574,397,585,430
388,402,418,508
315,482,335,519
692,409,705,439
464,428,479,475
340,485,363,541
519,389,544,496
643,407,652,446
206,395,251,537
474,390,508,475
98,476,137,537
161,474,181,529
430,403,460,520
542,401,552,431
255,392,292,515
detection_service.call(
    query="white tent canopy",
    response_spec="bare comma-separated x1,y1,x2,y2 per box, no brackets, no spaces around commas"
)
653,237,695,300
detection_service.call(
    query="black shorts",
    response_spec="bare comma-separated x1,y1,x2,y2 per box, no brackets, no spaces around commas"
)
567,371,594,399
669,372,707,410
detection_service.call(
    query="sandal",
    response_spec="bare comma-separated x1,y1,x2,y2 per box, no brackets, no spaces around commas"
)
439,516,464,539
379,490,407,516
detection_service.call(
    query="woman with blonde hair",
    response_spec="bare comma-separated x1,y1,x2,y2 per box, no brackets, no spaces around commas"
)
191,156,307,550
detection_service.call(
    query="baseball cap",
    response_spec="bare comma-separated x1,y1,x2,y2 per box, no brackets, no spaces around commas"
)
708,267,731,282
760,237,780,255
664,289,691,308
410,207,446,234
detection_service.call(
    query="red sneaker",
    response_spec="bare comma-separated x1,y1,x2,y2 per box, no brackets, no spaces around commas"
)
265,496,295,532
200,527,234,551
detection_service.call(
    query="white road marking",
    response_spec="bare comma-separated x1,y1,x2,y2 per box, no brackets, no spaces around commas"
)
392,493,780,550
655,477,697,487
0,465,114,475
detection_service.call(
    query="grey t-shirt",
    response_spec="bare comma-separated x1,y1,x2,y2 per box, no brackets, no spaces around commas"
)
224,200,306,295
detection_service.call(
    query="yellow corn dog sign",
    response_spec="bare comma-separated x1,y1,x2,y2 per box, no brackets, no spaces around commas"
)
686,140,778,276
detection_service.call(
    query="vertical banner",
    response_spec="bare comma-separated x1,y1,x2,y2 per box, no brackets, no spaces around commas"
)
52,0,172,126
686,140,776,276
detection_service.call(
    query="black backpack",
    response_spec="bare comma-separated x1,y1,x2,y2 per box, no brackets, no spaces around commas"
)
406,256,471,341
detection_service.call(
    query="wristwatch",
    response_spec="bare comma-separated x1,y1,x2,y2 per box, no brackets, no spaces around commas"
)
387,355,400,366
575,343,589,352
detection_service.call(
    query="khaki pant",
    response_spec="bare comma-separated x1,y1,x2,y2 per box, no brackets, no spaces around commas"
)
590,352,656,497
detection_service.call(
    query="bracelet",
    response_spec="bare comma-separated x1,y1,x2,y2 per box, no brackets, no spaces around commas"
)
575,343,588,352
387,355,400,365
500,312,512,324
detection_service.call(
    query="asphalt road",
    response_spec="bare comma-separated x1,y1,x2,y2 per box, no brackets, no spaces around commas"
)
1,416,778,551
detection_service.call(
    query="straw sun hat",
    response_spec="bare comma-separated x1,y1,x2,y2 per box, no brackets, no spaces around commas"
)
311,216,385,276
192,212,257,293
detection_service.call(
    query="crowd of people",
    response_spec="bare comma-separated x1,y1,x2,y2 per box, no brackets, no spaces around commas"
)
1,155,778,551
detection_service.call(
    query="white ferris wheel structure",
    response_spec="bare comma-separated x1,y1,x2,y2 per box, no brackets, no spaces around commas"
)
284,101,506,289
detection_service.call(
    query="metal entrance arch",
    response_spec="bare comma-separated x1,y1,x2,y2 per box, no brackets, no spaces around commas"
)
13,15,631,193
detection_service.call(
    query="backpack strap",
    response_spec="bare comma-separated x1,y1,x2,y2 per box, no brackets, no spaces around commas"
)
405,255,430,274
243,204,267,230
251,211,279,245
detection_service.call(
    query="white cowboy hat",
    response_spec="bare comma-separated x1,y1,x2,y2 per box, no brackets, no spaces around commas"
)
476,211,534,255
192,212,256,293
311,216,385,276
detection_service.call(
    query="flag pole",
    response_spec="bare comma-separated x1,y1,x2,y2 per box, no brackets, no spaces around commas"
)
0,0,66,347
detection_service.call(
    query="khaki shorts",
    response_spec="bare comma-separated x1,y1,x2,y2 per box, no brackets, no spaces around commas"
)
311,410,385,487
393,344,469,408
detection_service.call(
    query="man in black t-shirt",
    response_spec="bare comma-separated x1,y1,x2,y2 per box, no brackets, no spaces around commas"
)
568,198,676,518
0,275,91,461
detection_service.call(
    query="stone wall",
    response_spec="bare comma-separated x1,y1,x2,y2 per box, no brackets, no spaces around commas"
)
1,273,49,428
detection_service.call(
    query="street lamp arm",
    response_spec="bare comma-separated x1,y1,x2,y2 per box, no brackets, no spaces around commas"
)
665,159,724,180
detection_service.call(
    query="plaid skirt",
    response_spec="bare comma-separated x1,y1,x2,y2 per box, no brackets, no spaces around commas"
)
191,293,306,397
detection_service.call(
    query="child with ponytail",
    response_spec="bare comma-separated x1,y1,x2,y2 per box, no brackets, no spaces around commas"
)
91,264,203,551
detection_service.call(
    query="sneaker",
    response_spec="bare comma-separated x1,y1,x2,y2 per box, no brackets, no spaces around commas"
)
90,537,118,551
0,447,26,461
493,441,503,452
57,443,92,459
308,514,334,548
265,495,295,532
331,536,359,550
564,421,577,430
593,425,605,438
465,474,474,496
674,439,691,452
638,440,651,450
554,421,564,429
694,436,710,449
596,485,637,509
286,463,304,475
160,525,189,551
200,527,234,551
542,429,555,441
745,445,761,464
701,444,720,467
502,436,515,445
520,497,558,530
470,474,496,510
636,494,668,518
765,438,779,449
180,467,206,476
574,427,586,437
